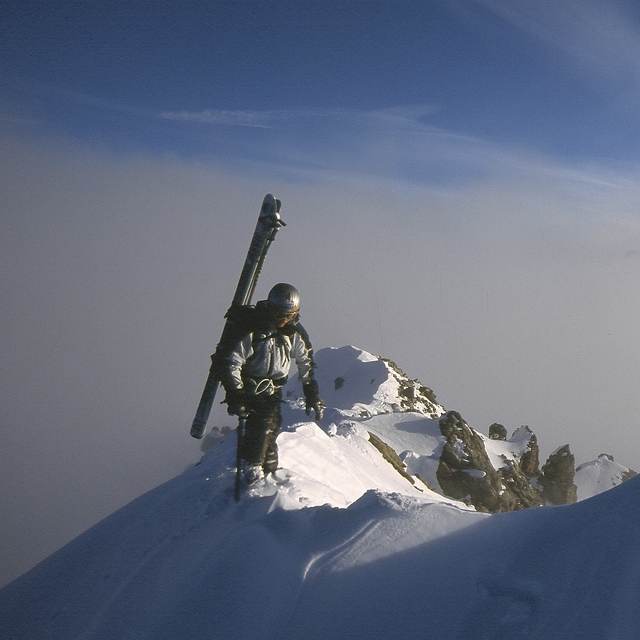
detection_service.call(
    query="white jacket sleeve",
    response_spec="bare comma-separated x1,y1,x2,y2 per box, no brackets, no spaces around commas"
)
290,332,313,385
222,335,254,391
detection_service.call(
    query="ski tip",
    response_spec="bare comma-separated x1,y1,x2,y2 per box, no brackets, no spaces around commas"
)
260,194,285,226
262,193,276,207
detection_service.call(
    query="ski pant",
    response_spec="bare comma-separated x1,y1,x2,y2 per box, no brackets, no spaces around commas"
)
239,389,282,474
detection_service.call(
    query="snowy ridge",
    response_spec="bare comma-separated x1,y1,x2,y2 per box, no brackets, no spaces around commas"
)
1,345,639,639
575,453,637,501
285,344,446,419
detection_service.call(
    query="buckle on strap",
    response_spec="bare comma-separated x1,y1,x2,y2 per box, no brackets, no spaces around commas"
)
244,377,287,396
254,378,276,395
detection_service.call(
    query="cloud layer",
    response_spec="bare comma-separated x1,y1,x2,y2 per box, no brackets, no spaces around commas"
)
3,122,640,583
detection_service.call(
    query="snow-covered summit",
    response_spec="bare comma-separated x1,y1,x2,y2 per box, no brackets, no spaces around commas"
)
1,345,638,640
286,344,446,419
279,346,634,512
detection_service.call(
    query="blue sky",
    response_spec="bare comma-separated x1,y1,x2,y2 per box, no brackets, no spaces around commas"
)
3,0,640,586
3,0,640,168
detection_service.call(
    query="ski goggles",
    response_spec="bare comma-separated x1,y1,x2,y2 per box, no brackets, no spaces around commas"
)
272,309,297,321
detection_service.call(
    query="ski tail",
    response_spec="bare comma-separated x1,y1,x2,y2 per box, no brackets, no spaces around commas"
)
190,195,284,440
190,375,221,439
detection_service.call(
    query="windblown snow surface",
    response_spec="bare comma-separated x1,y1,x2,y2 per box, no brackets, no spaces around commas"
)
2,346,640,640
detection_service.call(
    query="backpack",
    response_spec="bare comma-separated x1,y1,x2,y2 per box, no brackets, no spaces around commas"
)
214,304,266,360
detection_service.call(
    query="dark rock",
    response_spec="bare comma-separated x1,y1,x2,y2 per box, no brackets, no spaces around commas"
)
436,413,544,512
381,358,441,417
516,426,540,477
367,432,416,486
496,426,543,508
539,445,577,505
496,458,544,509
436,411,509,513
488,423,507,440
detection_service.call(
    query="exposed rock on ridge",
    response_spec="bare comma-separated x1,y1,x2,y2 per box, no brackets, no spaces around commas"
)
437,412,544,512
539,445,578,505
283,345,636,514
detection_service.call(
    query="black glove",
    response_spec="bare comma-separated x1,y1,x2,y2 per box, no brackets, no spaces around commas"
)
225,389,247,417
303,380,324,420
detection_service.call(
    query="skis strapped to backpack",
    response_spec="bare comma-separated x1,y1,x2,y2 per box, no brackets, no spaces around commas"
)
190,194,285,440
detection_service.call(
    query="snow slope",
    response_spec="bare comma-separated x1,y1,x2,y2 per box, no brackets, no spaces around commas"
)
1,346,638,639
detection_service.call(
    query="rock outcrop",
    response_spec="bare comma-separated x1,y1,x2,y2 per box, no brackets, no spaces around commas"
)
284,346,635,514
539,445,578,505
381,357,442,417
437,411,506,512
436,412,543,512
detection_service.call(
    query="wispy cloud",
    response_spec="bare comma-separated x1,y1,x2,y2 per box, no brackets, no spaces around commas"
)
472,0,640,92
152,103,505,185
152,102,640,202
202,103,640,194
158,108,279,128
9,76,639,208
156,107,355,129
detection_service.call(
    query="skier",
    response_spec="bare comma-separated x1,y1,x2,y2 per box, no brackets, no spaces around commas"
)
217,283,324,484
